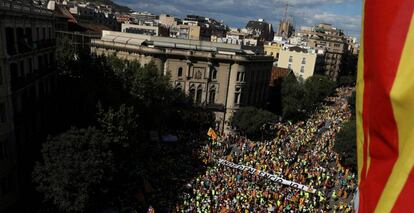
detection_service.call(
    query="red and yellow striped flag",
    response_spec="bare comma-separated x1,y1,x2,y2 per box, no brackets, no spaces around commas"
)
357,0,414,212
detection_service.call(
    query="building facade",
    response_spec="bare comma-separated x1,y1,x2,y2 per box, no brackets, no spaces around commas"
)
0,0,58,211
302,23,348,80
245,19,274,44
277,47,318,80
121,23,169,37
264,42,283,62
91,31,274,132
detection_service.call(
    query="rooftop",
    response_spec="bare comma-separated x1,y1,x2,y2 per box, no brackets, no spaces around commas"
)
98,30,258,55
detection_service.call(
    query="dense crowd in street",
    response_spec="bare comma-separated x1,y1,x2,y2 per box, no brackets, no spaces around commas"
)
174,87,356,212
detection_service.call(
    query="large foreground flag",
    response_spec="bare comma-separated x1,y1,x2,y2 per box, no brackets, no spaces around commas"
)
357,0,414,212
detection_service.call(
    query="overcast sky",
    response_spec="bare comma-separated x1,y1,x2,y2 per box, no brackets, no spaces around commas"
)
113,0,362,38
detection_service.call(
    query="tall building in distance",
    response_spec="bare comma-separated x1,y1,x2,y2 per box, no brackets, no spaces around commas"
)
302,23,348,80
0,0,59,211
277,3,294,39
91,31,274,132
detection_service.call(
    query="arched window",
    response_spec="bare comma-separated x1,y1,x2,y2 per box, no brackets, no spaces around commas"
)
178,67,183,77
175,83,183,91
196,85,203,104
209,89,216,104
189,84,196,101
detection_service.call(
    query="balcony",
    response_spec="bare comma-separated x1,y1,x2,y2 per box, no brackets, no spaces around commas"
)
33,39,56,50
11,65,55,91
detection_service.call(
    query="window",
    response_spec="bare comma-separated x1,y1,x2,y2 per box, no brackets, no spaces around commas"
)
240,72,245,82
209,89,216,104
19,60,24,77
0,66,3,85
189,85,196,101
28,58,33,74
178,67,183,77
10,63,18,82
289,56,293,62
234,87,241,104
175,83,183,91
16,28,26,53
302,57,306,64
288,64,292,70
0,139,7,160
276,53,279,59
49,52,54,64
38,55,43,69
212,70,217,80
36,28,40,41
300,66,305,73
196,85,203,104
237,72,241,81
0,103,6,123
42,28,46,40
5,27,16,55
0,176,10,196
334,43,341,47
25,28,33,44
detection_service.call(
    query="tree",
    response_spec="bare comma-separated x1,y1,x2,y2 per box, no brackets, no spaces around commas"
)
281,73,306,121
33,127,116,212
232,107,277,139
334,117,357,172
37,52,216,211
303,75,335,111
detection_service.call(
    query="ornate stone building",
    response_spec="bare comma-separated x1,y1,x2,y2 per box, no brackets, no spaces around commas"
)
91,31,274,132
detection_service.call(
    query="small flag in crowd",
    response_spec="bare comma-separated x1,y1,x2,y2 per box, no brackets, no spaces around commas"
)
207,127,218,141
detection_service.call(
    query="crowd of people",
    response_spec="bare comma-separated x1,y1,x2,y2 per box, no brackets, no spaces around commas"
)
174,87,356,212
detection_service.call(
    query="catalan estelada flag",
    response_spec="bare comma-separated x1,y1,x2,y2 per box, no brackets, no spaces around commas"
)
207,127,218,141
356,0,414,212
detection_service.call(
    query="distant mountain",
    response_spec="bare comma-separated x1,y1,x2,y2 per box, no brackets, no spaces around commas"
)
84,0,132,13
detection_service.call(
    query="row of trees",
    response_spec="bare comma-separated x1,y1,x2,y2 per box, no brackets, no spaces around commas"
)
281,73,336,121
33,41,214,212
334,91,357,172
232,73,337,140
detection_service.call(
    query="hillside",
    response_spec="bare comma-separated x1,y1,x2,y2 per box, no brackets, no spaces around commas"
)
81,0,132,13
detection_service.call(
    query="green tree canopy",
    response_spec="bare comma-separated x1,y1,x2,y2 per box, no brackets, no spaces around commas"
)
303,75,336,111
280,74,335,121
281,73,306,121
232,107,277,139
33,127,116,212
334,117,357,172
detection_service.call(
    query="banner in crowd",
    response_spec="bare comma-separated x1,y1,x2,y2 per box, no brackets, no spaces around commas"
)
356,0,414,212
218,159,316,193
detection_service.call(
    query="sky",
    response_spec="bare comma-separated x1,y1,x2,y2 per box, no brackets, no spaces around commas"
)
113,0,363,38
